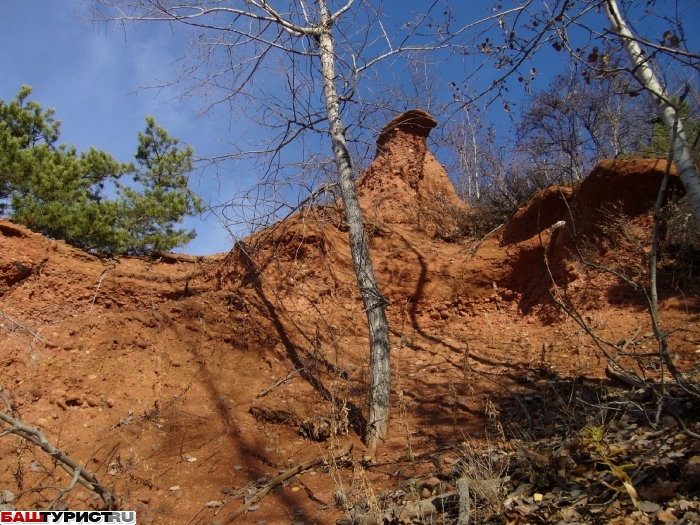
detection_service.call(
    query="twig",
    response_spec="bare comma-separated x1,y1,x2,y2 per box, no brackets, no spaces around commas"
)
251,369,300,401
213,443,353,525
665,404,700,439
46,465,82,510
90,268,111,312
0,309,45,344
0,383,13,417
463,222,504,261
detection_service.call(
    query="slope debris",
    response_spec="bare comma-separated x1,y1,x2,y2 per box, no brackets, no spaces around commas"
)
1,111,698,524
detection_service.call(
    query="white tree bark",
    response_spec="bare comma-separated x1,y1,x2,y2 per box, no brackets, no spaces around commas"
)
318,0,391,451
605,0,700,228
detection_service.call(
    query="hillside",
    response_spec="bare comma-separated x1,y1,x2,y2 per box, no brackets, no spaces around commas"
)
1,111,699,525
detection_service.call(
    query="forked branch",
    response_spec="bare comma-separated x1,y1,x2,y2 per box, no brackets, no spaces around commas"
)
0,410,116,509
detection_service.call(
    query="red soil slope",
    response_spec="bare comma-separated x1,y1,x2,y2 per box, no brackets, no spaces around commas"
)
1,112,698,524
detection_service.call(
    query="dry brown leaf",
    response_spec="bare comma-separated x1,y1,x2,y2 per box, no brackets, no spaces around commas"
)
654,508,677,523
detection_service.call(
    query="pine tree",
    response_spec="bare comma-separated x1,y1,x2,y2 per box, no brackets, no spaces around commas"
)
116,115,205,253
647,98,700,166
1,86,204,255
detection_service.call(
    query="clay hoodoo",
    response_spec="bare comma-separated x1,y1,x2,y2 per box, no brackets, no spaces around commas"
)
357,109,467,237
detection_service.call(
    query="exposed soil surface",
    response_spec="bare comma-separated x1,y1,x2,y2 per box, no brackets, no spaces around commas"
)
1,111,699,525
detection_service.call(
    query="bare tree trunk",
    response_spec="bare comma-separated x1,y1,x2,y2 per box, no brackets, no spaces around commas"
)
605,0,700,228
318,0,391,451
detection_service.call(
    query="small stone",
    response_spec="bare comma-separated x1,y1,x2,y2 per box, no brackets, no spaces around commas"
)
124,425,142,435
105,399,115,408
421,487,432,499
136,493,150,504
49,389,66,404
86,397,100,407
36,418,49,427
29,388,42,399
65,395,82,407
422,477,441,491
137,341,148,349
205,501,223,508
429,311,441,320
234,465,243,470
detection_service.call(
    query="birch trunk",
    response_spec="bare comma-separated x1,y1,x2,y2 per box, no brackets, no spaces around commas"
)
605,0,700,228
318,0,391,451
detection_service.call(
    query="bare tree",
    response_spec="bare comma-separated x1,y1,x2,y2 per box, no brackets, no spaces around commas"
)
517,55,651,182
449,0,700,227
450,105,483,200
604,0,700,227
89,0,482,450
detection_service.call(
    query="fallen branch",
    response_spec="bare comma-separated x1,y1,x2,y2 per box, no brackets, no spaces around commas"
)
213,442,353,525
604,363,647,389
463,222,505,263
251,368,300,401
0,410,116,509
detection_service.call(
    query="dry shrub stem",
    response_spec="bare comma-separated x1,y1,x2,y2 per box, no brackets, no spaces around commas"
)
0,309,46,344
0,410,116,509
213,443,352,525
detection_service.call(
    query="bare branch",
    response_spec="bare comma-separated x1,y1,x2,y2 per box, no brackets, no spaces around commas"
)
0,410,116,509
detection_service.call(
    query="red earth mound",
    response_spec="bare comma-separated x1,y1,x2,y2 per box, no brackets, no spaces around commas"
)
1,112,698,524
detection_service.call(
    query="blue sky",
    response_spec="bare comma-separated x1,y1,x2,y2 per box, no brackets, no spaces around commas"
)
2,1,698,255
1,1,239,254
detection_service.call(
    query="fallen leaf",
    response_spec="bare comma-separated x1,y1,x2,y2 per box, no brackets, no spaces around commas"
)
559,507,581,522
679,500,695,511
655,508,676,523
639,501,660,513
515,505,530,515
